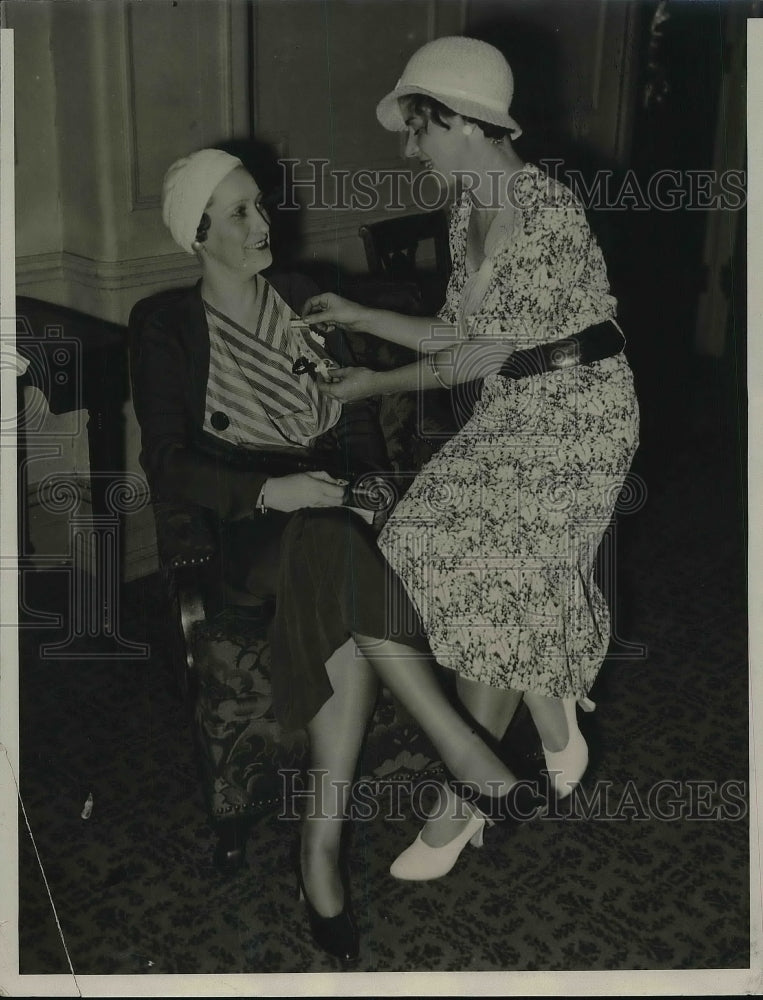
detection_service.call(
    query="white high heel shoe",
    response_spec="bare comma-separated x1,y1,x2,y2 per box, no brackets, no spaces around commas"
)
389,803,487,881
543,697,591,799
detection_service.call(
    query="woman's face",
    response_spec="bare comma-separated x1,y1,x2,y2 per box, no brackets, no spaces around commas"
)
401,100,468,184
201,167,273,275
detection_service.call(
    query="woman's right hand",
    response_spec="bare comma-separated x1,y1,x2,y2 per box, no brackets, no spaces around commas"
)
263,470,348,512
301,292,370,333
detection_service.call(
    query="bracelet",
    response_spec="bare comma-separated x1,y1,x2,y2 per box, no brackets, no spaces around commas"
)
255,482,268,515
429,355,450,390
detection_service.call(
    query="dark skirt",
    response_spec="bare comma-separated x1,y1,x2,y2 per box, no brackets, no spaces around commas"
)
221,508,428,732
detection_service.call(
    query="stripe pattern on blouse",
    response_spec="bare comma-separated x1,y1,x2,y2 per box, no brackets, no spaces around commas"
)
203,279,341,449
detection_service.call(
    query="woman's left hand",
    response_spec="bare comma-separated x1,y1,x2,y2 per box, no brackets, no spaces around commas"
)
317,366,377,403
302,292,370,333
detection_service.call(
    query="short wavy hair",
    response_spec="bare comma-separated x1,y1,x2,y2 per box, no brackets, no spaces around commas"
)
402,93,513,142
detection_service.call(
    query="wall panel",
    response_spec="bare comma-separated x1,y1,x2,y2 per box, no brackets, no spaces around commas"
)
465,0,637,167
15,0,251,316
252,0,466,270
126,0,235,208
6,2,63,259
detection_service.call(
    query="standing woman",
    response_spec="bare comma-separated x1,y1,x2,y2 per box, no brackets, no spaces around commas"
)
304,36,640,877
132,148,545,963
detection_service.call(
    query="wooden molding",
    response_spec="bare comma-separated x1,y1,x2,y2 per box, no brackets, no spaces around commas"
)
14,252,65,287
16,250,201,291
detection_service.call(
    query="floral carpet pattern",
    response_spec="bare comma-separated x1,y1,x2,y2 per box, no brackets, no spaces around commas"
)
17,426,750,981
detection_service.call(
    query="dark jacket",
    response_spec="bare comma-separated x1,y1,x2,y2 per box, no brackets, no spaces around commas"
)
129,273,390,520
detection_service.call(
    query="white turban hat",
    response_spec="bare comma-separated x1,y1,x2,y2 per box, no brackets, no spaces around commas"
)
161,148,243,254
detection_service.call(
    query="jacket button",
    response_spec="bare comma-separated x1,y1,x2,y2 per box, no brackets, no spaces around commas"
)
211,411,230,430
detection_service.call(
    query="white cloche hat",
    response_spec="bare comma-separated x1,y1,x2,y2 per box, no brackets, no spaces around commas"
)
376,36,522,139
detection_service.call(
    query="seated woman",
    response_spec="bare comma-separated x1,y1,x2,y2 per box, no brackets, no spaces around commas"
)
131,148,536,966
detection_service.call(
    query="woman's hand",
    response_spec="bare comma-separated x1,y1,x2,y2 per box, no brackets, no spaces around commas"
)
302,292,370,333
316,366,378,403
263,470,347,512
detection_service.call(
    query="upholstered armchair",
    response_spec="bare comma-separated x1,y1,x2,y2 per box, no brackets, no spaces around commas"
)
128,294,465,871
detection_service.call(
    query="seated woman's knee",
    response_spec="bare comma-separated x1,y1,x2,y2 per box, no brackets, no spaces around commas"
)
297,507,378,560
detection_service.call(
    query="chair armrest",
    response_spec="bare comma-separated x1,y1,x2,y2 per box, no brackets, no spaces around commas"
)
152,501,217,697
170,565,209,648
153,500,217,569
159,559,209,700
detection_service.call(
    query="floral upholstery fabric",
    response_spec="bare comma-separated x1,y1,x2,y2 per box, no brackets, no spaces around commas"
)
191,605,445,822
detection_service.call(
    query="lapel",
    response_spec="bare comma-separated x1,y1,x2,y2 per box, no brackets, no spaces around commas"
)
181,270,312,430
173,281,211,429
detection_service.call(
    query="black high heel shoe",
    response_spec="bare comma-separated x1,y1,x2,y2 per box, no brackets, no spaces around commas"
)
295,855,359,965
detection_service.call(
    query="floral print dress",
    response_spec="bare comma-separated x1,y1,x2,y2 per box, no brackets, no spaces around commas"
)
377,163,640,699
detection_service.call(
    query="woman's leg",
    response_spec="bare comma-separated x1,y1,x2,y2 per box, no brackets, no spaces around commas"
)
352,636,521,798
274,514,530,872
301,638,378,917
411,677,523,848
523,691,568,751
456,675,523,742
351,637,542,880
523,691,588,798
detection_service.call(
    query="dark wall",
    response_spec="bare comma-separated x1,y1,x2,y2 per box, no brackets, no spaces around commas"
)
618,1,742,471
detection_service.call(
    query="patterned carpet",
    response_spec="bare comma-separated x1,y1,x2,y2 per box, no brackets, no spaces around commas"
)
16,403,750,986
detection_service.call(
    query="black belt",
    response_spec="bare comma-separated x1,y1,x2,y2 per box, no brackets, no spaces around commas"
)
498,319,625,380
